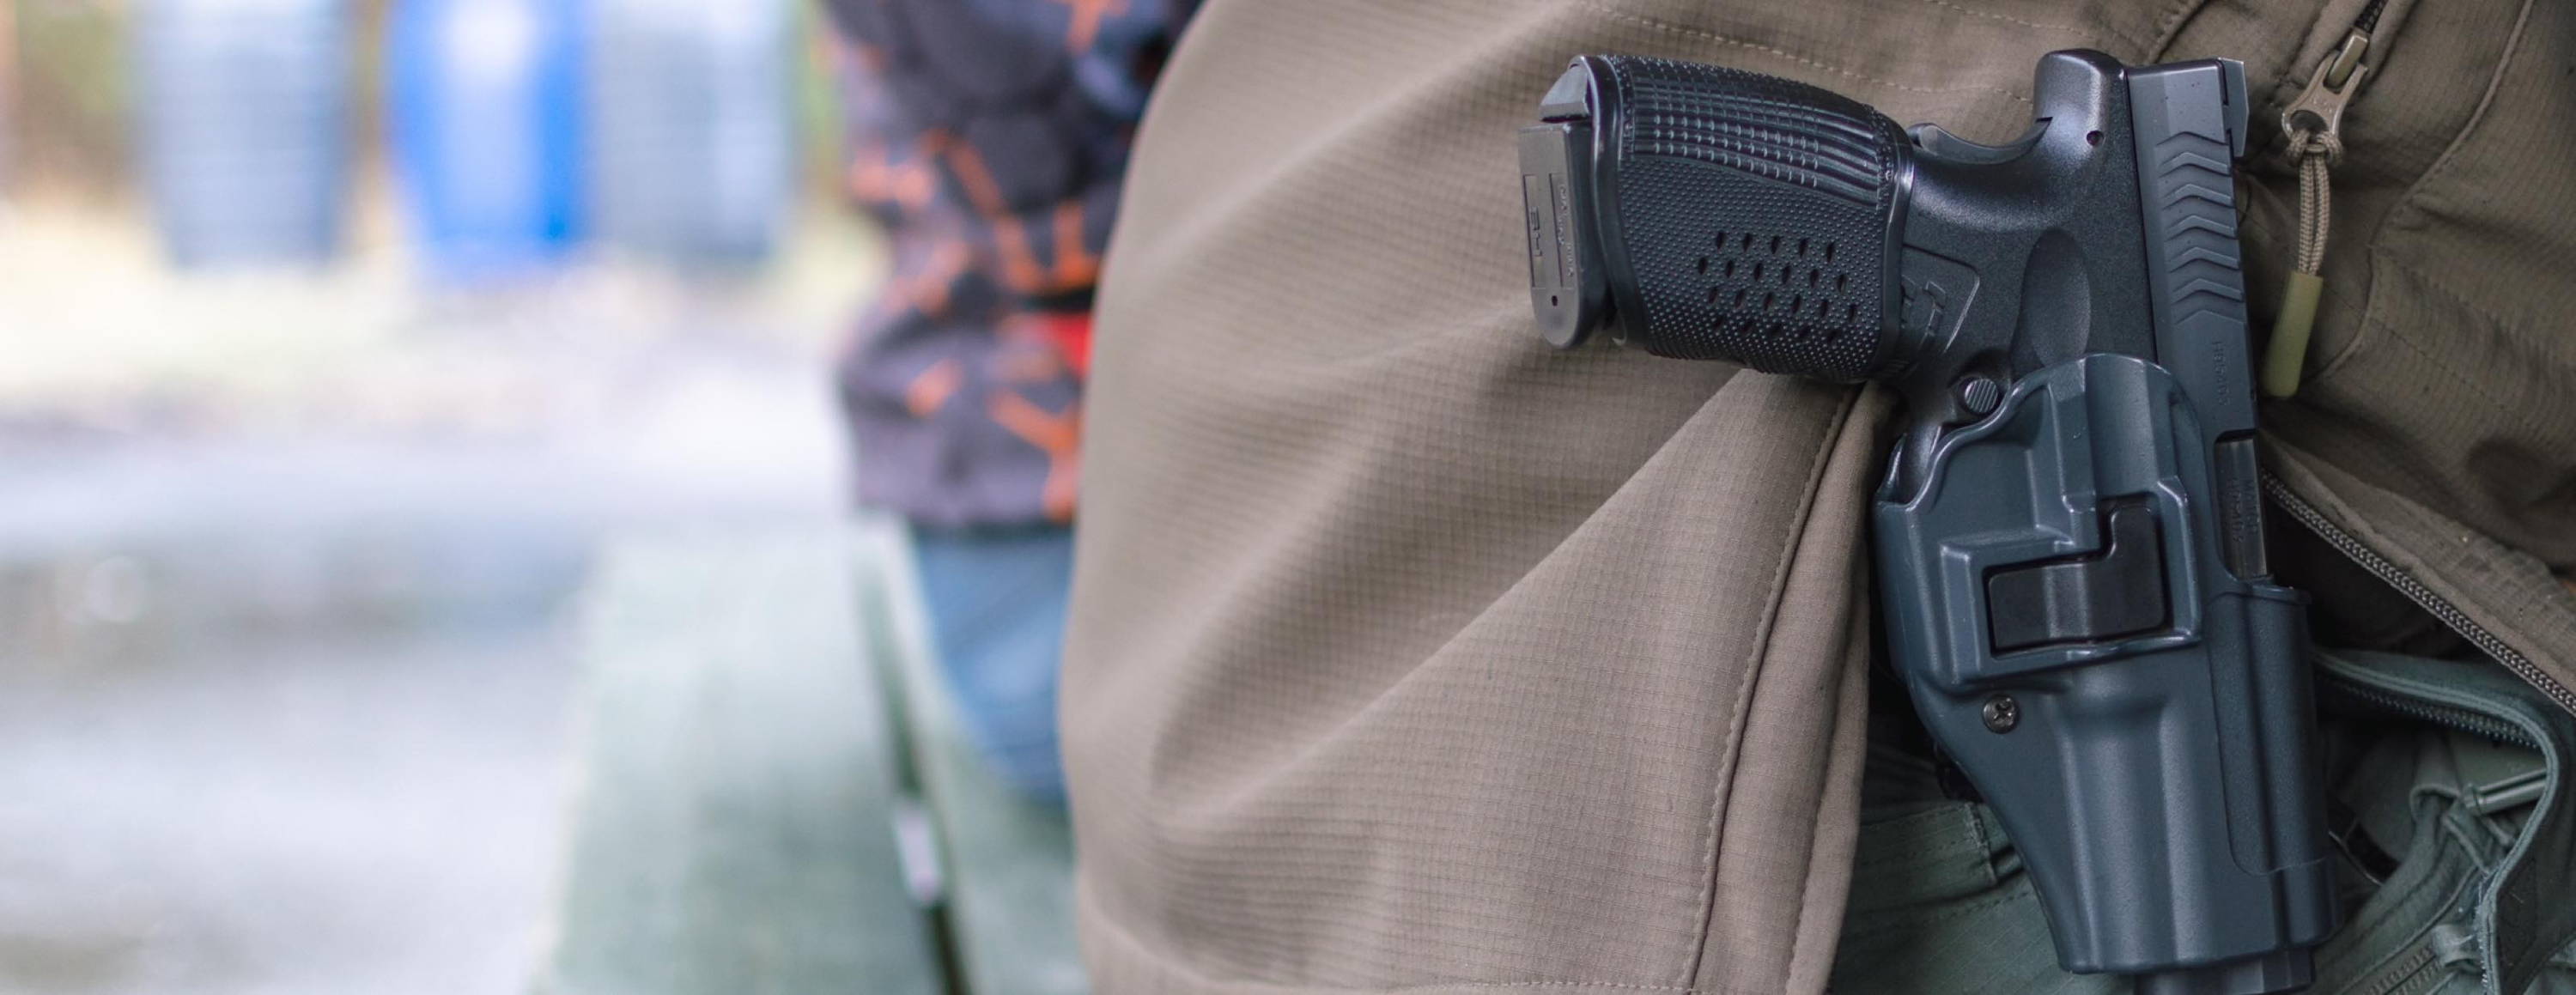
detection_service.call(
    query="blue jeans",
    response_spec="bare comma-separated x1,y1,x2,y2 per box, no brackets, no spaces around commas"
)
908,525,1074,803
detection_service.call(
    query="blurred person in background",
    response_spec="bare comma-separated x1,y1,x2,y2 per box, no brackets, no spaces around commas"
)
818,0,1195,802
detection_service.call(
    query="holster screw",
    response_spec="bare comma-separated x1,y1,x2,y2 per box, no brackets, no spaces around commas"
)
1982,695,2020,733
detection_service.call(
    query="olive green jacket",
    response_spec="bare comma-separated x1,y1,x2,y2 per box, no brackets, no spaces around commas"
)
1060,1,2576,992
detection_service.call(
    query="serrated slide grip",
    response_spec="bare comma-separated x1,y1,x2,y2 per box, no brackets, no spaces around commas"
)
1582,56,1911,381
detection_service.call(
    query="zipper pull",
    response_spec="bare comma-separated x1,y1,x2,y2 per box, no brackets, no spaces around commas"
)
2286,27,2372,141
2428,922,2483,974
2465,766,2548,816
2262,27,2372,398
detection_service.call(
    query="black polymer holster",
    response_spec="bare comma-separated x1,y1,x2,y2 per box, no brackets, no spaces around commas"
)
1518,51,2336,994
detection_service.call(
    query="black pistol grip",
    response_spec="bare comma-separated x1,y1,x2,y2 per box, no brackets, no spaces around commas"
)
1582,55,1911,380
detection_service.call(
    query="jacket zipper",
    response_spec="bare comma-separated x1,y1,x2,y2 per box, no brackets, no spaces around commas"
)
2260,470,2576,718
2324,678,2535,748
2260,0,2393,398
2354,944,2439,995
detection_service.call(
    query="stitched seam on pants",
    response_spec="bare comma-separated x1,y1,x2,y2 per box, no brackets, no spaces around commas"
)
1838,885,2035,940
1851,804,1981,872
1576,2,2032,104
1685,384,1863,989
1970,805,2001,888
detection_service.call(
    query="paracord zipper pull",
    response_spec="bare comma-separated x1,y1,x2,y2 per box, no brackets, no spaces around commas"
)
2263,25,2373,398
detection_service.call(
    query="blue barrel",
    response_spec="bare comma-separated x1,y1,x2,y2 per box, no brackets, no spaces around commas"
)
387,0,586,279
588,0,792,267
134,0,351,269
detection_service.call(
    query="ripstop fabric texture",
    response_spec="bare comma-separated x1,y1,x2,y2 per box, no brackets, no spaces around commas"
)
1060,1,2576,992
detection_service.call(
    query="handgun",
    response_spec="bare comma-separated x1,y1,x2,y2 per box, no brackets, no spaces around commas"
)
1518,51,2334,993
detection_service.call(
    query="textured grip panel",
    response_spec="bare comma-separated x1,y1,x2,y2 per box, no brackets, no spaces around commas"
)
1595,56,1908,380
